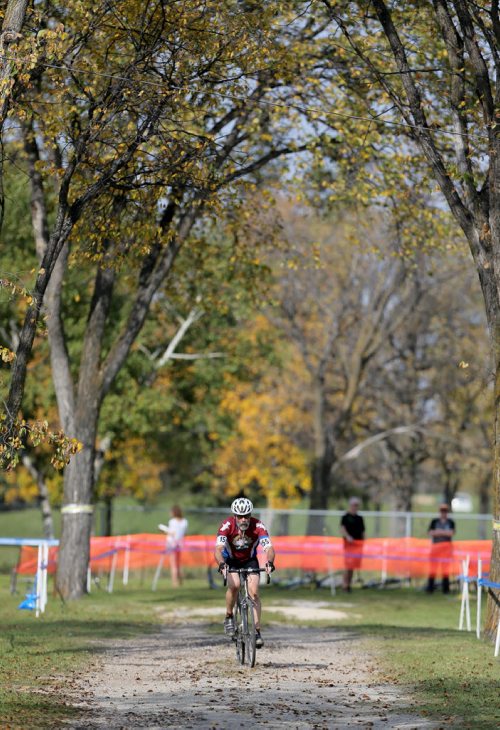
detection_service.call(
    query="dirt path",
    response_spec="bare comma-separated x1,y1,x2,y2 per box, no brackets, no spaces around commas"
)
66,616,448,730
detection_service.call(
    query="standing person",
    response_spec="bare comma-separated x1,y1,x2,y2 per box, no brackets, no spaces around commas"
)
426,503,455,594
159,505,188,587
214,497,275,649
340,497,365,592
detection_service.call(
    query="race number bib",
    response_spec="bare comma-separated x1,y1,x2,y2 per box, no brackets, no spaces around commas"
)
260,537,272,550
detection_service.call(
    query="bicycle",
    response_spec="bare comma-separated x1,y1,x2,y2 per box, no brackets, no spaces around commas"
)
223,567,270,668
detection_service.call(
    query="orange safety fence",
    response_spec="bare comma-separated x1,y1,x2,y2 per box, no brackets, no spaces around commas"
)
270,536,490,577
14,534,491,579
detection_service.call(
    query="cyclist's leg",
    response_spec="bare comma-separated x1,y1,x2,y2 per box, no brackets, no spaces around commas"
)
226,572,240,615
247,572,261,628
247,572,264,649
222,571,240,635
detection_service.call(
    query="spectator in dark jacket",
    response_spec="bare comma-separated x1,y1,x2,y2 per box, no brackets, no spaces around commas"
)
340,497,365,592
426,503,455,594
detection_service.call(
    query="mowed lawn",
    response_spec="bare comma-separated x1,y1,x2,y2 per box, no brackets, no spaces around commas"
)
0,574,498,729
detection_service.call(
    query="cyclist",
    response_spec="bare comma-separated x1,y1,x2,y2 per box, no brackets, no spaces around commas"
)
214,497,275,649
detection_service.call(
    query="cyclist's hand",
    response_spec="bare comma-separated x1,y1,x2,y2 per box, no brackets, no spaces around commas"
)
265,561,275,573
218,561,227,574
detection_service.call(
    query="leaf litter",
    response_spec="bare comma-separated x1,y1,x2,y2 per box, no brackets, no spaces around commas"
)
63,618,451,729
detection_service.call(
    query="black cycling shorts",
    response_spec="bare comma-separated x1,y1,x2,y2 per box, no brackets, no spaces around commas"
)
225,556,259,571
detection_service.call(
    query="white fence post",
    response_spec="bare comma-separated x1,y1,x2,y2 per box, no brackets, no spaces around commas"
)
41,542,49,613
152,537,166,591
459,556,471,631
381,539,388,584
123,537,130,585
107,545,118,593
35,544,42,617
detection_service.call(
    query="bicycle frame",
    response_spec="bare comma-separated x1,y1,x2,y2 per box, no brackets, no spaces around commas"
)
224,567,269,667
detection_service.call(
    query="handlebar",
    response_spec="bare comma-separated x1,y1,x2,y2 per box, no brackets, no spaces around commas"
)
223,567,271,587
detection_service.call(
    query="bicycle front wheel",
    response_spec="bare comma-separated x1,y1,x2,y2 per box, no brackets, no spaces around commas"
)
243,601,256,667
234,600,245,665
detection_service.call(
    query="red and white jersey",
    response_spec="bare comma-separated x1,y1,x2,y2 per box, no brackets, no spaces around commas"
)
215,516,272,562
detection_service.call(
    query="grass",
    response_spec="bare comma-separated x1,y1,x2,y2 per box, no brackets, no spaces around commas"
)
263,582,500,729
1,572,499,729
350,593,499,729
0,578,158,729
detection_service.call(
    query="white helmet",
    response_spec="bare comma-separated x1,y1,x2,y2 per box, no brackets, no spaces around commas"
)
231,497,253,516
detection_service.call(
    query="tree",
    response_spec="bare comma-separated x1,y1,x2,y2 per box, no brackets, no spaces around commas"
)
0,1,341,598
353,254,491,533
0,159,73,536
93,216,281,527
0,0,30,227
267,205,426,533
213,354,310,510
230,200,489,537
420,274,492,514
322,0,500,636
1,159,280,537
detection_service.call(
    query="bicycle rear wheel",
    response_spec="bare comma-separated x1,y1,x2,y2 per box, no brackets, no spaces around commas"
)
234,600,245,665
243,601,256,667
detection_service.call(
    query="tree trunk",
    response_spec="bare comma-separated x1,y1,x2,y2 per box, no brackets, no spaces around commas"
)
39,482,54,540
306,376,335,535
0,0,29,122
392,482,413,538
104,494,113,537
307,453,336,535
21,453,55,539
56,411,98,599
53,205,198,599
484,357,500,637
54,285,109,599
478,475,490,540
442,466,459,508
0,0,29,232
